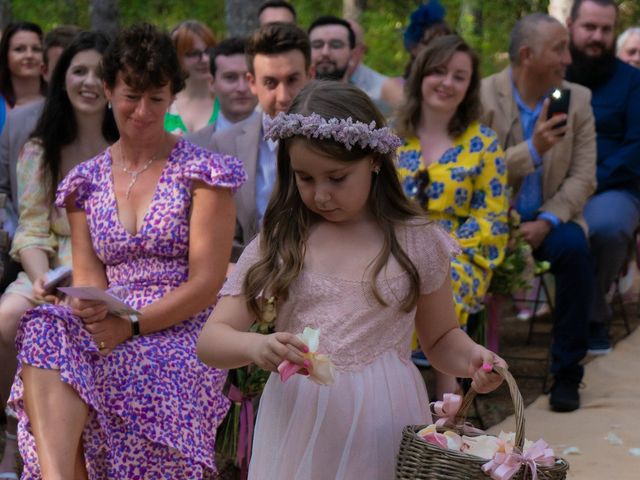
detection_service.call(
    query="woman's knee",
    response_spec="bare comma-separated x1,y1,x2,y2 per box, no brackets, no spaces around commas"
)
0,294,32,346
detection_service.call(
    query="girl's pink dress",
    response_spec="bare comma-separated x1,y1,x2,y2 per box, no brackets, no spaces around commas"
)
220,220,459,480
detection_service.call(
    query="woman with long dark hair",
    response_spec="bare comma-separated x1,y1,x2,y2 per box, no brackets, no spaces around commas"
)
0,22,46,127
0,31,117,478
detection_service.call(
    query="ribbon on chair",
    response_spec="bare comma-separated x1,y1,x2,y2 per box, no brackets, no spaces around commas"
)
481,439,556,480
227,384,256,480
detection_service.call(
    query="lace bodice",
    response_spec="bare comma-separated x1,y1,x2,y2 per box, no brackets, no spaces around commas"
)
220,220,459,371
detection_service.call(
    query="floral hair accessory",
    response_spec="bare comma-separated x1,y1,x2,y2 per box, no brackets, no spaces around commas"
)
263,112,402,155
403,0,446,51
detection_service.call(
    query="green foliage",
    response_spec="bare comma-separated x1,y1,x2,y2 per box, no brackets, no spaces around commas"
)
7,0,640,76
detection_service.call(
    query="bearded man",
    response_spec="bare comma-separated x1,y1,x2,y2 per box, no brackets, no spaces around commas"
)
566,0,640,355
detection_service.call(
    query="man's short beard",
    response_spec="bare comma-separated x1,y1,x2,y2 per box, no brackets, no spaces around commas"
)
315,66,348,81
566,41,616,89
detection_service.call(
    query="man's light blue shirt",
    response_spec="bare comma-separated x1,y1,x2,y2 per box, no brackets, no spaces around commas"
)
511,73,561,227
256,114,278,224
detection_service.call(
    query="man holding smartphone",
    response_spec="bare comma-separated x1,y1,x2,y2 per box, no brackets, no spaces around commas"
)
566,0,640,356
481,13,597,412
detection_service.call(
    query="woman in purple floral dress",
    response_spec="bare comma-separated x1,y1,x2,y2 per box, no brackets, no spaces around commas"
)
8,24,246,479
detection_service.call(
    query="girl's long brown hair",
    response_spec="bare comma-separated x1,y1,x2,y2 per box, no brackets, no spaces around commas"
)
243,81,426,317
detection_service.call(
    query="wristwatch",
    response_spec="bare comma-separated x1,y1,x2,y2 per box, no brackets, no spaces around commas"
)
129,313,140,338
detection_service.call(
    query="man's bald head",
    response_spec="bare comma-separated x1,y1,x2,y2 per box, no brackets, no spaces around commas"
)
509,13,563,65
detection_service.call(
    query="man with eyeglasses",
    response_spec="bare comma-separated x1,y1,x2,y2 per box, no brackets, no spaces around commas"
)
308,16,356,82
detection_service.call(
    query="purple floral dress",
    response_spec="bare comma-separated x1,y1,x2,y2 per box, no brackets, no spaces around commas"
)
8,139,247,479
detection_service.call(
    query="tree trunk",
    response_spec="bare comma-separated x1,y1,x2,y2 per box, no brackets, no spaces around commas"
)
0,0,12,31
90,0,120,39
458,0,483,42
343,0,367,21
548,0,573,24
225,0,260,38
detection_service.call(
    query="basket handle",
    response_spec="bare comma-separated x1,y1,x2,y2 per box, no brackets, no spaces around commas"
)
455,366,525,450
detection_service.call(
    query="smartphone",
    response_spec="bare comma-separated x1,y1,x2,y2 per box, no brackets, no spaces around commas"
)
43,265,72,291
547,88,571,129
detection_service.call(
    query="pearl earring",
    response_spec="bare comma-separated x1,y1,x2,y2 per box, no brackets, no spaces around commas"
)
107,102,112,110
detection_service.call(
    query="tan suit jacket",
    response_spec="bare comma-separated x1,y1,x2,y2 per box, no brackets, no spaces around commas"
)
188,113,262,261
481,68,597,231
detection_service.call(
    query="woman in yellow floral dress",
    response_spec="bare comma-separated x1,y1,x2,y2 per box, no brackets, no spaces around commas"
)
396,35,509,398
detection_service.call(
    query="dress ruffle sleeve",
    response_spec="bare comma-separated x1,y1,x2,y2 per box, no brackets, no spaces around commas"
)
181,141,247,193
406,220,461,295
219,236,261,297
55,157,97,210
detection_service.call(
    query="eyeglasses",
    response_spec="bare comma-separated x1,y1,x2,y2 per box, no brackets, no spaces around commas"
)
184,49,210,60
310,39,348,50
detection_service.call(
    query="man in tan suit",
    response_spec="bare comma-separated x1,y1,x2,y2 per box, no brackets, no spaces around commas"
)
191,23,311,261
481,13,597,412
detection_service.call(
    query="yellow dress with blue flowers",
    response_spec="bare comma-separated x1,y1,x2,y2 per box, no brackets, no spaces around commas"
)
397,122,509,326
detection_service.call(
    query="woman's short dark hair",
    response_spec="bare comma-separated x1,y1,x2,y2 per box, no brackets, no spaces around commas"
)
31,31,118,201
102,23,185,95
0,22,46,107
397,35,481,139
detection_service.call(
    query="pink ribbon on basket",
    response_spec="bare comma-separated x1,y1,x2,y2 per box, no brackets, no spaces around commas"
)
481,439,556,480
431,393,463,427
227,385,255,480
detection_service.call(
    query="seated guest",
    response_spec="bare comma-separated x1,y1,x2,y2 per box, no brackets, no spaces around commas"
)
566,0,640,355
165,20,217,135
0,22,46,114
189,37,258,143
258,0,296,25
308,15,355,82
482,13,596,412
202,22,311,261
0,25,81,272
0,30,116,480
617,26,640,68
383,0,454,110
396,35,509,399
8,24,245,478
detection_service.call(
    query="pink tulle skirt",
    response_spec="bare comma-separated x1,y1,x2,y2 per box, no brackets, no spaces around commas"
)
248,350,432,480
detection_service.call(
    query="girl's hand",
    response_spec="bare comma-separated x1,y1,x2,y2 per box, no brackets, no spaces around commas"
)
250,332,310,373
71,298,108,324
469,344,508,394
84,314,132,355
32,275,58,304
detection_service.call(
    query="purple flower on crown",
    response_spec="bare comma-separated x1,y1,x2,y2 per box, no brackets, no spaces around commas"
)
264,112,402,155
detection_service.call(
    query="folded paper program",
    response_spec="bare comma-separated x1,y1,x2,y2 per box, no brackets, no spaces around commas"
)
277,327,336,385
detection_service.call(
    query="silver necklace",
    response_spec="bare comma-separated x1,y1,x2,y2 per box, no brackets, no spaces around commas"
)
119,143,158,199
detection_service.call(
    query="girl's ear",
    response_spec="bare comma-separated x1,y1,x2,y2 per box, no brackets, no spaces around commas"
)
370,158,382,174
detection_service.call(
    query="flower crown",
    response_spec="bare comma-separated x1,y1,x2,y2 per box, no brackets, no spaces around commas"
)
263,112,402,155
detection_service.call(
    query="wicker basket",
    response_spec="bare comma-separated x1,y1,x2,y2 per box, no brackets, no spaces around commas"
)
396,366,569,479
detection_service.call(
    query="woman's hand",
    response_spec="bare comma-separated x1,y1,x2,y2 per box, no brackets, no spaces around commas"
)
84,314,132,355
249,332,310,373
32,275,59,304
468,344,508,394
71,298,108,324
